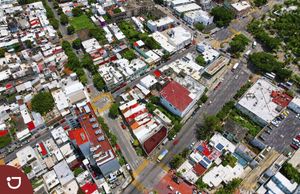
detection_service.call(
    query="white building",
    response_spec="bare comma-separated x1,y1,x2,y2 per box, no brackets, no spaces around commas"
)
165,26,192,51
140,75,158,89
109,23,125,40
150,32,176,54
52,90,70,116
196,42,220,64
183,10,213,26
256,172,298,194
236,78,281,126
147,16,175,32
81,38,101,54
173,3,201,15
288,96,300,114
170,0,195,7
231,1,251,17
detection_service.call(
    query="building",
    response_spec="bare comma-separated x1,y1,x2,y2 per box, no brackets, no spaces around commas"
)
150,31,176,54
170,0,195,7
204,56,229,76
81,38,102,54
160,80,204,117
147,16,175,32
288,96,300,114
236,78,282,126
256,172,298,194
164,26,192,51
231,1,251,17
53,160,75,186
173,3,201,15
139,75,158,89
183,10,213,26
196,42,220,64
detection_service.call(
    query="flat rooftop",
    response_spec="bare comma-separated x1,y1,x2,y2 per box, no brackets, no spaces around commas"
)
173,3,201,13
237,78,281,124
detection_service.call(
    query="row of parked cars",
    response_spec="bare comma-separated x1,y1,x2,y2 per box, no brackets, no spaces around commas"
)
290,134,300,150
271,110,289,127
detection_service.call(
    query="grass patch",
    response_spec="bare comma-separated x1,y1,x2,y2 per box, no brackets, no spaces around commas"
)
70,15,95,31
31,179,43,189
229,109,262,136
73,167,85,177
0,134,11,148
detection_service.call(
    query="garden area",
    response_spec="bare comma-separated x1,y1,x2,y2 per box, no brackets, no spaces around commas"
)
70,15,95,31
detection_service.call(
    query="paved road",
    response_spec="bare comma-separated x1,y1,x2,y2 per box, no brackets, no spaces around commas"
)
124,62,250,194
5,128,52,163
103,114,143,170
113,45,196,98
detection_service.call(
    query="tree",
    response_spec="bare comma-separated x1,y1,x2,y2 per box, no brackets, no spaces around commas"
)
249,52,292,81
72,7,83,17
67,25,75,35
153,0,163,4
122,49,136,61
81,53,97,74
31,92,55,115
60,13,69,25
109,103,119,118
24,40,32,48
280,163,300,183
203,115,221,131
196,55,206,66
0,48,6,57
195,22,205,32
72,38,82,50
254,0,267,7
52,1,59,9
216,178,242,194
93,74,106,91
169,154,184,169
229,34,249,55
211,6,234,27
195,178,208,190
49,18,59,29
144,37,161,50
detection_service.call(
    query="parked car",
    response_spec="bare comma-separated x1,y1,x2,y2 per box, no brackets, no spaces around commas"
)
290,143,299,150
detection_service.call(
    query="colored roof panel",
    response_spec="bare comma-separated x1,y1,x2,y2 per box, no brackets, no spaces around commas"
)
193,163,206,176
27,121,35,131
0,130,9,137
160,81,192,112
143,126,167,154
68,128,89,146
216,143,224,151
81,182,97,194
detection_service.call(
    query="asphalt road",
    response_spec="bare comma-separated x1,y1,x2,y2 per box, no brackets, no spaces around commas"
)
103,114,143,170
124,61,250,194
112,45,196,98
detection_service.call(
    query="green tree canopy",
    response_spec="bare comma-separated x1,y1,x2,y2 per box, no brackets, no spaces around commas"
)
0,48,5,57
109,103,119,118
60,13,69,25
31,92,54,115
254,0,267,7
169,154,184,169
195,22,205,32
229,34,249,55
211,6,234,27
93,74,106,91
196,55,206,66
249,52,292,81
122,49,136,61
67,25,75,35
24,39,33,48
72,7,83,17
72,38,82,50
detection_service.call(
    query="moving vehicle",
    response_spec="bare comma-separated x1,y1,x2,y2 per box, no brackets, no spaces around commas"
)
157,149,168,162
252,41,257,48
244,50,251,58
232,62,240,71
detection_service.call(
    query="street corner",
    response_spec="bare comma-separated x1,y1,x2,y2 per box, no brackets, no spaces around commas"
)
153,172,194,194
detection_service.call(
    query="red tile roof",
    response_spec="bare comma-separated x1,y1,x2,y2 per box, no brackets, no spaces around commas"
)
76,103,116,163
153,70,161,77
27,121,35,131
81,182,98,194
160,81,192,112
271,91,293,107
0,130,8,137
193,163,206,176
38,142,48,156
68,128,89,146
143,127,167,154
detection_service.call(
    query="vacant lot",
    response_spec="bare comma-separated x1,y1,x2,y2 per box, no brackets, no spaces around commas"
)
70,15,95,31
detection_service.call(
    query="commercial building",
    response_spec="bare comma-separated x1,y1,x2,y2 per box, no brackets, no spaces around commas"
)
150,31,176,54
231,1,251,17
160,79,204,117
288,96,300,114
197,42,220,64
256,172,298,194
170,0,195,7
147,16,175,32
183,10,213,26
236,78,282,126
164,26,192,51
204,56,229,76
173,3,201,15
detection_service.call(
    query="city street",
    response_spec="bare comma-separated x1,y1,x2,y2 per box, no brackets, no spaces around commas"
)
124,61,250,194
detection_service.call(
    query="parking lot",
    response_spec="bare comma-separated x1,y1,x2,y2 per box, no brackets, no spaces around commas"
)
260,110,300,153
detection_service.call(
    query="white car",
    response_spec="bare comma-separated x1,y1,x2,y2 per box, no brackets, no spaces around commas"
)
126,164,131,171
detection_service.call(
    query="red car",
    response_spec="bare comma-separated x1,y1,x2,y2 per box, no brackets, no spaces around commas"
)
290,144,299,150
63,125,70,130
296,135,300,141
121,122,126,129
173,139,179,145
214,82,222,90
